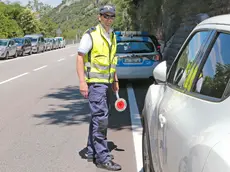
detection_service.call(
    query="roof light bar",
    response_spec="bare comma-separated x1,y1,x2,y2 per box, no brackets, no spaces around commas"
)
115,31,149,37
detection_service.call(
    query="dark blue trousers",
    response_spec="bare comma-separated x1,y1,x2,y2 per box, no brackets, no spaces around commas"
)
87,83,111,164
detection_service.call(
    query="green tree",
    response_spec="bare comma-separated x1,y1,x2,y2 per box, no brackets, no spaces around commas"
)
17,9,40,35
40,15,58,37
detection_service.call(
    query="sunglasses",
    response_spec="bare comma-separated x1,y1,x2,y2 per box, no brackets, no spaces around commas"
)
101,14,115,19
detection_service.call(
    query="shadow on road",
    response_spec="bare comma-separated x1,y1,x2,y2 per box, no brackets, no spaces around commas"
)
33,84,134,131
33,86,90,126
78,141,125,160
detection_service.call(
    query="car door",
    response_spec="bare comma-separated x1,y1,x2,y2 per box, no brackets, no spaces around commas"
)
12,40,17,55
24,39,28,53
27,39,31,53
8,40,14,56
156,30,215,172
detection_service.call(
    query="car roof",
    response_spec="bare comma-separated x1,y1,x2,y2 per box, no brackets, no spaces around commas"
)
199,14,230,26
116,36,153,43
13,37,26,39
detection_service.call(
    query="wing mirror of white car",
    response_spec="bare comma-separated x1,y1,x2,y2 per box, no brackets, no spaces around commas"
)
153,61,167,83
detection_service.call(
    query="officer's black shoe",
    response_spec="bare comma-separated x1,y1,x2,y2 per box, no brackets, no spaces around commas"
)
96,160,122,171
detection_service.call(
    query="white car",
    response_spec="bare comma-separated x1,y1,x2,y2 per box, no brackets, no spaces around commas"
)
142,14,230,172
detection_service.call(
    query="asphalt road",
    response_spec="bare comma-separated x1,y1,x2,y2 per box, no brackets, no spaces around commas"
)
0,45,153,172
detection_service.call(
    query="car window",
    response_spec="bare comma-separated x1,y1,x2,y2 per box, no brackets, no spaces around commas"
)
116,41,154,53
14,38,24,44
168,31,212,89
31,38,38,43
0,40,8,46
191,33,230,99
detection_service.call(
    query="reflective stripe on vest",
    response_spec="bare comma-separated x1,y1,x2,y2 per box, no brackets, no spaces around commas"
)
85,62,116,71
85,71,115,79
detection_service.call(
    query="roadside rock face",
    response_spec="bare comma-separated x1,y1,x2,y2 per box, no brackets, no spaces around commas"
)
134,0,230,66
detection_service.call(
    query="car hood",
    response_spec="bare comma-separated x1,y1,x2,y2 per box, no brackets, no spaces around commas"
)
0,46,7,51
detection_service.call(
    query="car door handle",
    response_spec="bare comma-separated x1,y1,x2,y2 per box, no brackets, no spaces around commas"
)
159,114,166,128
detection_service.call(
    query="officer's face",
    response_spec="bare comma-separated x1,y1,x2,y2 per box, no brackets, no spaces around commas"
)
99,12,115,28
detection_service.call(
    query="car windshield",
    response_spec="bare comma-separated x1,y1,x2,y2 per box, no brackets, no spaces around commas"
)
117,41,155,53
0,40,8,46
29,38,38,42
14,38,24,44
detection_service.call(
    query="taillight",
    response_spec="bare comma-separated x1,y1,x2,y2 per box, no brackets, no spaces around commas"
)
155,54,160,61
157,45,161,49
146,55,160,61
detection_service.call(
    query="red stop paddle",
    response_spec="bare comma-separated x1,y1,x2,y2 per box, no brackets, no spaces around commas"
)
115,91,127,112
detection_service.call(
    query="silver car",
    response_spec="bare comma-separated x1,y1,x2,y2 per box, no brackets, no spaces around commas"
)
115,31,161,79
44,38,53,51
24,34,45,53
142,14,230,172
0,39,17,59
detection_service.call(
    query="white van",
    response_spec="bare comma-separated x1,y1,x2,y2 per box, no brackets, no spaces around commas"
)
55,37,66,48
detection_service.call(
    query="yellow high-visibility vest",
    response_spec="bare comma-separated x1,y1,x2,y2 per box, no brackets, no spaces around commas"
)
83,24,117,83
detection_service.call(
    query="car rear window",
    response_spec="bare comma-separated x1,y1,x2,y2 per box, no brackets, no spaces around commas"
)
117,41,155,53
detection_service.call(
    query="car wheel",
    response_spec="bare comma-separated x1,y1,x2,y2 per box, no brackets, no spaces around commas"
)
142,124,153,172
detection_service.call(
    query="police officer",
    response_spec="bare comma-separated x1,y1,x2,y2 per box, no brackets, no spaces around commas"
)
76,4,121,171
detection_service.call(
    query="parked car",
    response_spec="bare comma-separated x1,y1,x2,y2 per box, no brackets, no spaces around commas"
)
13,37,32,56
24,34,45,53
55,37,66,48
115,31,162,79
142,14,230,172
0,39,17,59
45,38,54,51
51,38,59,49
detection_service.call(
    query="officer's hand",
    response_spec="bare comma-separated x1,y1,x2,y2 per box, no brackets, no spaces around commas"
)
80,81,88,98
112,81,119,92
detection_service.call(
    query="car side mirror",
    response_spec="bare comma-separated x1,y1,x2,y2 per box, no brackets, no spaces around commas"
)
153,61,167,83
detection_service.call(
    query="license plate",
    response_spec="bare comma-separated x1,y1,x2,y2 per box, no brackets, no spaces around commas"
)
123,58,142,63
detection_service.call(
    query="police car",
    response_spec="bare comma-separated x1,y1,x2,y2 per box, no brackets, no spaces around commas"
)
115,31,162,79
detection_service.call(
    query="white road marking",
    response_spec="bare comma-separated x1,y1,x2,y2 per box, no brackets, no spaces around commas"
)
33,65,48,71
0,72,29,85
127,83,143,172
57,58,65,62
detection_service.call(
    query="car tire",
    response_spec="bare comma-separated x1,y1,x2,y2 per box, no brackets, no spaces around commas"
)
142,122,154,172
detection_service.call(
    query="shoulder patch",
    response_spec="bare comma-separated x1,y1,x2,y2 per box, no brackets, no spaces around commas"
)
86,27,96,34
